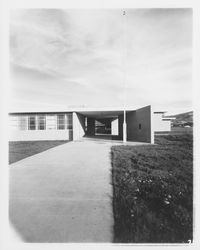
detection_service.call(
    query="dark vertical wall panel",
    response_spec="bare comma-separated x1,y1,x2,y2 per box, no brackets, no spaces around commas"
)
127,105,151,143
87,117,95,135
118,114,124,140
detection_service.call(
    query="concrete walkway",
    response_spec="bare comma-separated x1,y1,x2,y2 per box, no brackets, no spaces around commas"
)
9,141,113,242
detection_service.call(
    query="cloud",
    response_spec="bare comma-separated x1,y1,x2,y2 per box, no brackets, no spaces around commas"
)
10,9,192,113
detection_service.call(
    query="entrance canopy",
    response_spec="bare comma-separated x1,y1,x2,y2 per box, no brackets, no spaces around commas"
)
73,105,153,143
73,109,132,141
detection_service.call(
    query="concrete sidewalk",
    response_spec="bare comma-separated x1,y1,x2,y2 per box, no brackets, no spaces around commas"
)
9,141,113,242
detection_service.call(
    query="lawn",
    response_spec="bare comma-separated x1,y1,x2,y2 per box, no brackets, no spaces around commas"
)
9,140,68,164
111,134,193,243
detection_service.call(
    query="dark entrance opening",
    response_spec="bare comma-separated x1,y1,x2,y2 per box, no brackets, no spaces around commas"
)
95,119,111,135
79,110,124,141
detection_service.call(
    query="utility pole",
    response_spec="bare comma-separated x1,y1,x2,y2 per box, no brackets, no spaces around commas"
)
123,10,127,143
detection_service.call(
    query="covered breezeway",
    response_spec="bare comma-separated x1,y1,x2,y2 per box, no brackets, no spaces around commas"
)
72,105,154,143
73,110,124,142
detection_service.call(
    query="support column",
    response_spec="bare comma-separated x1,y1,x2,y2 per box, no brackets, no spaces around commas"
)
123,110,127,143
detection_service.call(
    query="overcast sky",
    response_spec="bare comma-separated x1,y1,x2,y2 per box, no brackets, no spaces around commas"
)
10,8,192,114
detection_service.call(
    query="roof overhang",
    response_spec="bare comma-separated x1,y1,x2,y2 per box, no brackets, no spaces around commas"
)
77,110,126,119
9,106,137,119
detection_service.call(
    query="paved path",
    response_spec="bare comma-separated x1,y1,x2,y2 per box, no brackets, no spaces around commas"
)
9,141,113,242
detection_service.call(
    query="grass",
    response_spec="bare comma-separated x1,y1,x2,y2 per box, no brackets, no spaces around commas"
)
155,127,193,136
9,140,69,164
111,133,193,243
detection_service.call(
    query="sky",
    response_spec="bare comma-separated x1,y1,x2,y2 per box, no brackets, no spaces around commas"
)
9,8,192,115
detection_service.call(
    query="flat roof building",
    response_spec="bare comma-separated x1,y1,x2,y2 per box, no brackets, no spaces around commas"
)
9,105,174,144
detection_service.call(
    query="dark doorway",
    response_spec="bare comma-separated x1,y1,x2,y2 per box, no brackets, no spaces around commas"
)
95,119,111,135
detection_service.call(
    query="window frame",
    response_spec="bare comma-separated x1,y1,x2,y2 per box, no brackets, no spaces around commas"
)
57,114,65,130
38,115,46,130
28,116,36,130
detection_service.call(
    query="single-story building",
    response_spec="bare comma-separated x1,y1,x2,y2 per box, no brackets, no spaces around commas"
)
153,111,175,132
9,105,174,144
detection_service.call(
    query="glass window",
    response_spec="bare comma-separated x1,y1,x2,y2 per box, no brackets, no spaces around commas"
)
67,124,73,129
38,115,46,130
57,114,65,130
29,116,36,130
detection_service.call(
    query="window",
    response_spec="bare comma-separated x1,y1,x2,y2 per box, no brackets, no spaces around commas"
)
38,115,46,130
139,123,141,130
29,116,36,130
57,114,65,130
67,124,73,129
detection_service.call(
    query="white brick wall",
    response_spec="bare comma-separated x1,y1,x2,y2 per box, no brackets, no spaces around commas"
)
9,113,73,141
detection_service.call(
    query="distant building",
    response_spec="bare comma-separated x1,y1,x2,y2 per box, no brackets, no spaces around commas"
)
153,112,175,132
